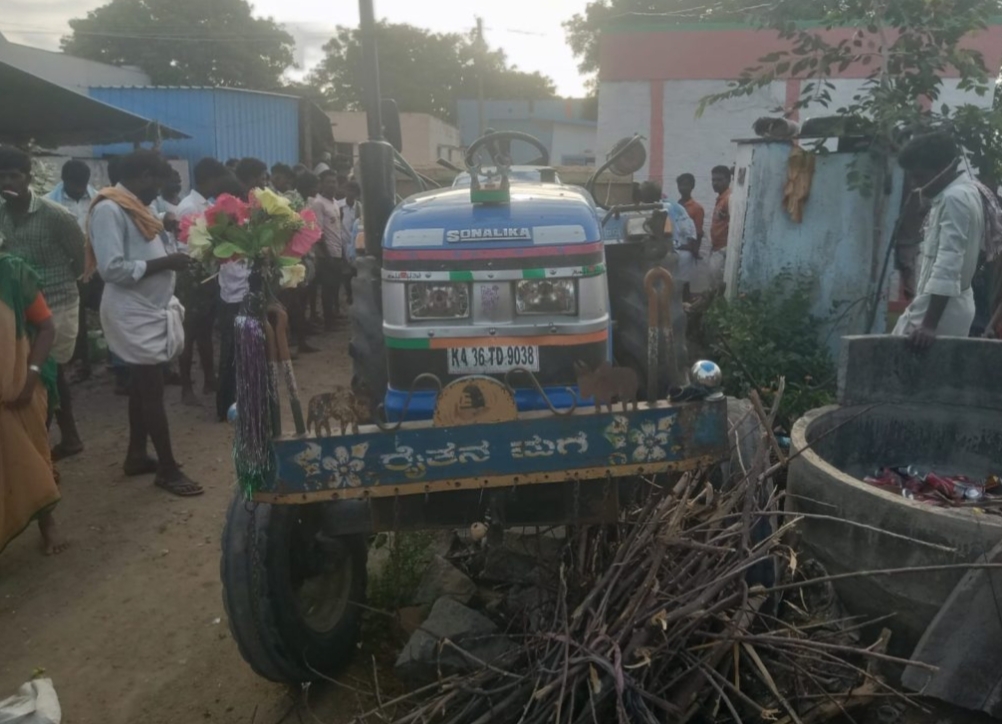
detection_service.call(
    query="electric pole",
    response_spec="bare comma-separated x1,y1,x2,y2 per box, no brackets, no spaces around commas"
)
476,16,486,136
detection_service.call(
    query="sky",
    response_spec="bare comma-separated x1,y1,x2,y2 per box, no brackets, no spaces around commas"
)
0,0,593,96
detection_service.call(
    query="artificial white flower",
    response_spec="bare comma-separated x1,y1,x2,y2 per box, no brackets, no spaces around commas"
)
279,263,307,289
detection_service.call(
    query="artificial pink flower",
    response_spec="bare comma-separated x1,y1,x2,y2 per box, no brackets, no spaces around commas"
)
178,214,197,243
282,209,322,257
206,194,250,226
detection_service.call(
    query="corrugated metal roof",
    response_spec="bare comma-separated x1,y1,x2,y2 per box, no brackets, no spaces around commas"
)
0,61,187,146
89,85,300,100
89,86,299,180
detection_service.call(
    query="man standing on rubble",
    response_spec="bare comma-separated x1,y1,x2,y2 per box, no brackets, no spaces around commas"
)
894,132,984,349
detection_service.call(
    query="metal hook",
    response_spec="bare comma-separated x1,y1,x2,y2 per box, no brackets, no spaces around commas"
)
375,373,444,432
503,367,578,416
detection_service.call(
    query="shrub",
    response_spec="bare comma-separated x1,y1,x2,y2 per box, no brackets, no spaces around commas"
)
703,273,836,430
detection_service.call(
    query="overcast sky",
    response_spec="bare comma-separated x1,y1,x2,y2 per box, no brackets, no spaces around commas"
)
0,0,593,96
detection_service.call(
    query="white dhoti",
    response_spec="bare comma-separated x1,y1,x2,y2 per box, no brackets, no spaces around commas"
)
101,290,185,365
49,300,79,365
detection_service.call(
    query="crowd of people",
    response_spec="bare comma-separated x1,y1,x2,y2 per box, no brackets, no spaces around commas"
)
0,145,361,555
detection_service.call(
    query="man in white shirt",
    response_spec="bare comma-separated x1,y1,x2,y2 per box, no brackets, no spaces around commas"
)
47,160,99,382
337,180,361,306
309,170,344,330
88,150,202,496
313,151,332,176
893,132,985,350
46,160,96,229
175,158,230,406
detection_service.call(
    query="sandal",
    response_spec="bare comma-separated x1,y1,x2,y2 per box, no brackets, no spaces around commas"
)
154,471,204,497
123,456,159,477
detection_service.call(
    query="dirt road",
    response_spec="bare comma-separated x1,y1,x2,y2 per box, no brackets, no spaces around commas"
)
0,329,360,724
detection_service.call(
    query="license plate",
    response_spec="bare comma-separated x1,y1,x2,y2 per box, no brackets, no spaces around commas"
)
447,345,540,374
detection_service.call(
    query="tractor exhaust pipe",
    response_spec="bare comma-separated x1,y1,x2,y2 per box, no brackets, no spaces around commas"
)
358,0,396,259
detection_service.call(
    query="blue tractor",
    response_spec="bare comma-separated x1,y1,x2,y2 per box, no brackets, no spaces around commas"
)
219,0,723,685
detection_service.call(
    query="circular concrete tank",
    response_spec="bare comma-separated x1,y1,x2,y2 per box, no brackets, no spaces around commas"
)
788,403,1002,655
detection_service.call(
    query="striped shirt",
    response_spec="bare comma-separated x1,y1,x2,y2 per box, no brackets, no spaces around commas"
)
0,192,85,309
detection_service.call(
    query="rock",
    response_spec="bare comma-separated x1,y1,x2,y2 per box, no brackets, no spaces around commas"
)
505,585,556,632
504,527,566,563
395,597,517,684
413,555,477,606
396,606,427,636
481,547,538,585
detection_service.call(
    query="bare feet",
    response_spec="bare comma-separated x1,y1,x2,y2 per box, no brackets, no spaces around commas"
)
38,512,69,555
181,387,202,407
51,440,84,461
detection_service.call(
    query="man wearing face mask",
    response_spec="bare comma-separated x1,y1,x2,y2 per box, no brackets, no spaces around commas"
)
87,150,202,497
893,132,984,350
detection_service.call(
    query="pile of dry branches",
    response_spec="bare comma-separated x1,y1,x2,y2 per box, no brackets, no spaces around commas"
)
345,458,923,724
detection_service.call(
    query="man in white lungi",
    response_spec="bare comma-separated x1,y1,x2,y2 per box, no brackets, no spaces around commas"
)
893,132,985,350
88,151,203,497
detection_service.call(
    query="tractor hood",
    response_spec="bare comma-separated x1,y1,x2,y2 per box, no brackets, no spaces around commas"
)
383,184,602,251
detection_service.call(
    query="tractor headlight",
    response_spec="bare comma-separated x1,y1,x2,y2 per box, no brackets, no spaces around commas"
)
515,279,576,316
407,282,471,320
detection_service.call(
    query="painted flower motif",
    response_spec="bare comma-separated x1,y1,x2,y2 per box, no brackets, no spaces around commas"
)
630,421,669,462
322,443,368,488
206,193,250,226
279,263,307,289
252,187,299,220
603,415,630,450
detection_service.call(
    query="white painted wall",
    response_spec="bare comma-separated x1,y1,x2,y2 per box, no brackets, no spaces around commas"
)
597,80,651,174
326,111,463,167
599,77,997,216
551,124,598,166
725,141,904,353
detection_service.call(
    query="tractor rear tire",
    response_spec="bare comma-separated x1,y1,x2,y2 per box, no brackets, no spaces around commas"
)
220,493,368,683
349,256,387,420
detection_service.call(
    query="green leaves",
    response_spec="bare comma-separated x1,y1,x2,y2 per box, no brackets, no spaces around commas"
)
212,242,241,259
61,0,294,89
699,0,1000,186
307,22,556,120
704,273,837,430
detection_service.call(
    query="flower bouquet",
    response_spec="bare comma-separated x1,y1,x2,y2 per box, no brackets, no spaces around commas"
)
180,188,322,494
179,187,320,289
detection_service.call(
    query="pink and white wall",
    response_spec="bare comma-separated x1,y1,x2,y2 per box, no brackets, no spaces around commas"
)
597,22,1002,215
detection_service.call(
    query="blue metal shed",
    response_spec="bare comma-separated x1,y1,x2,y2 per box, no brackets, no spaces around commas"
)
89,86,300,179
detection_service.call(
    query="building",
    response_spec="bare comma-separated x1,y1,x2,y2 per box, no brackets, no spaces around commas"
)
0,32,150,89
89,86,302,174
456,100,598,166
0,34,186,149
326,111,464,167
1,34,332,182
597,19,1002,213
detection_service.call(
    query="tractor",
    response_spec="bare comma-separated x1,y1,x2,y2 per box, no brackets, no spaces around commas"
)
219,0,728,684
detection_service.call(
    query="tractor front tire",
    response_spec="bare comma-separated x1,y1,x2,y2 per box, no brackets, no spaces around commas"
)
220,493,368,683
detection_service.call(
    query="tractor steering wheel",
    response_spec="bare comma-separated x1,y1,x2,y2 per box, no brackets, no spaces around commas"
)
464,131,550,169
